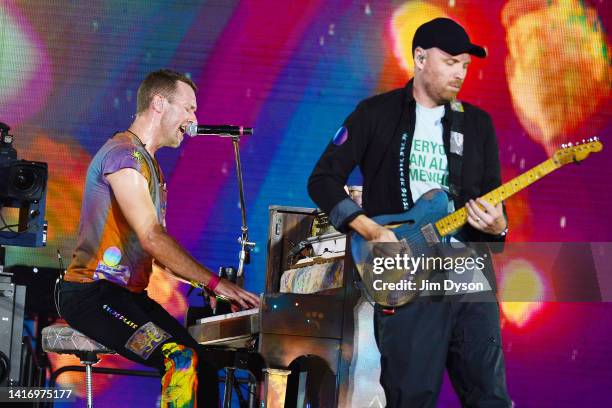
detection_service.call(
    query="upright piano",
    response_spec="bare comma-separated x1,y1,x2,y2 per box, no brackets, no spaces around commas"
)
189,205,363,407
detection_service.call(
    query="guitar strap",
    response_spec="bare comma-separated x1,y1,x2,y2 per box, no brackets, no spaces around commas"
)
447,100,465,203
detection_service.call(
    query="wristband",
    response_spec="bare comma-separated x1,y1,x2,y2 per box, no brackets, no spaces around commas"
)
206,274,221,292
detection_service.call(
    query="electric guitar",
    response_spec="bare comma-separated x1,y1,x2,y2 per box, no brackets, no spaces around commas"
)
351,138,603,307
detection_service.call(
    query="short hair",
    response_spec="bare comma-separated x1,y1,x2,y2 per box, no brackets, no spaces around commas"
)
136,69,197,113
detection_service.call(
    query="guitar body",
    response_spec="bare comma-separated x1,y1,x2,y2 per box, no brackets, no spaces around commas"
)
347,138,603,307
351,189,451,307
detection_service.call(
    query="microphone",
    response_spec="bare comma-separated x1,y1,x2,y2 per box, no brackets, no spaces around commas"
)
186,123,254,137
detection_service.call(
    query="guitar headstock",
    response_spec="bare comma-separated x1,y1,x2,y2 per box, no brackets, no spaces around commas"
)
553,137,603,166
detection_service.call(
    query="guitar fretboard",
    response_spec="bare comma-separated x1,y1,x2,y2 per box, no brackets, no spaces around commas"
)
434,158,560,237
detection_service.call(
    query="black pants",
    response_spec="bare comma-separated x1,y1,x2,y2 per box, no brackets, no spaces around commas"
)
58,279,219,407
374,301,511,408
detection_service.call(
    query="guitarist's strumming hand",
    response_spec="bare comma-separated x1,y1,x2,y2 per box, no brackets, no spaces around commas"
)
349,214,409,263
349,214,399,242
466,198,507,235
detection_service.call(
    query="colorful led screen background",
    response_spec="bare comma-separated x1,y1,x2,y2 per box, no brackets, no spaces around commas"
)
1,0,611,406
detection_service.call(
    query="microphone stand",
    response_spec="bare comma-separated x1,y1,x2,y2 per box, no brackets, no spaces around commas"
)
188,130,255,288
231,136,255,285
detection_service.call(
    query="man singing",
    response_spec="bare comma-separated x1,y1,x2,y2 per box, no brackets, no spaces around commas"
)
59,69,259,407
308,18,511,407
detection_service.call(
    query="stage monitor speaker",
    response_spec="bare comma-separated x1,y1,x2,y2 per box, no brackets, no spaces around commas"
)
0,274,26,386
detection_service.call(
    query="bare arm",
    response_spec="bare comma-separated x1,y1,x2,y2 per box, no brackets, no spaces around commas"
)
106,168,259,308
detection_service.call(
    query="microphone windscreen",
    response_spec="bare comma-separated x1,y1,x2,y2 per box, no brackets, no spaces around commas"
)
186,123,198,137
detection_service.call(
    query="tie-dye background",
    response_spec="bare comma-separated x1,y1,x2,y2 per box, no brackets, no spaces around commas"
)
1,0,610,406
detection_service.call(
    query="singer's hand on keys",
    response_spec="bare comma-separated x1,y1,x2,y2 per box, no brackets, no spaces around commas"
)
206,290,240,313
207,293,240,313
213,279,260,310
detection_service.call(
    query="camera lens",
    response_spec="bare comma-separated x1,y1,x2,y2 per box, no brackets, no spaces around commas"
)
14,167,37,192
4,161,48,201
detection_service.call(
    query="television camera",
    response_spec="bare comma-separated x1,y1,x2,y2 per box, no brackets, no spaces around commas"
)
0,122,48,248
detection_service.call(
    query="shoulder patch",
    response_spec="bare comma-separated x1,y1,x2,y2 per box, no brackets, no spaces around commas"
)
332,126,349,146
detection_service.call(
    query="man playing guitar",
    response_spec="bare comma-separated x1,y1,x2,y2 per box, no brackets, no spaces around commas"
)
308,18,511,407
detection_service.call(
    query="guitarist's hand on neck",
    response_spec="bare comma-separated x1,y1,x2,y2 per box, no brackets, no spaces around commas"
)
466,198,507,235
349,214,399,242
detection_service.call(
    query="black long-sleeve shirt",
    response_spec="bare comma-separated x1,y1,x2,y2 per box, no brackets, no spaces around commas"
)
308,80,505,246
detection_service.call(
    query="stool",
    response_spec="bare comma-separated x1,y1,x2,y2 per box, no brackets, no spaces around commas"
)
42,324,114,408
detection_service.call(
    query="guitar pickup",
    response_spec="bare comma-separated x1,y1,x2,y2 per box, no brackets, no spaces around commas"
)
421,223,440,243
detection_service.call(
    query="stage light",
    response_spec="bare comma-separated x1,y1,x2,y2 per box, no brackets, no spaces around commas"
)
499,259,545,327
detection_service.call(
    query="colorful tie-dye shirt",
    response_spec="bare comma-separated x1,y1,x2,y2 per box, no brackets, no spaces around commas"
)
65,132,166,292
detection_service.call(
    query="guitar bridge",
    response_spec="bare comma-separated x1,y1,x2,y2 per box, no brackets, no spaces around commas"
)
421,223,440,243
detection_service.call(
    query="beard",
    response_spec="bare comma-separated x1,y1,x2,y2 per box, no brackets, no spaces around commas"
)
439,87,460,103
421,68,463,105
169,129,183,147
429,82,461,105
423,81,454,105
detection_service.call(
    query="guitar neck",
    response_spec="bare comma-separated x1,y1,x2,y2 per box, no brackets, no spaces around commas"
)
435,157,561,237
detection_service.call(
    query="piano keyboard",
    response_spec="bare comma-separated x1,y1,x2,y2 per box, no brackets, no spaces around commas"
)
189,308,259,348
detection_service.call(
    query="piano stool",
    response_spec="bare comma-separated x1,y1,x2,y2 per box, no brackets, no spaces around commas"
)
41,323,158,408
42,324,266,408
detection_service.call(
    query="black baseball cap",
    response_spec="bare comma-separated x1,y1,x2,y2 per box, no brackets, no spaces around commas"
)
412,18,486,58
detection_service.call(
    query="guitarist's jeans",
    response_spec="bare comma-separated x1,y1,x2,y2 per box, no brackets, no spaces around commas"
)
374,301,511,408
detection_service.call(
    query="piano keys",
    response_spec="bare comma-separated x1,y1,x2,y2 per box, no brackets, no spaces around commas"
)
189,308,259,348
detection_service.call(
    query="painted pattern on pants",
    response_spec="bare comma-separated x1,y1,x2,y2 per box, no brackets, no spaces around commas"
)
161,342,198,408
